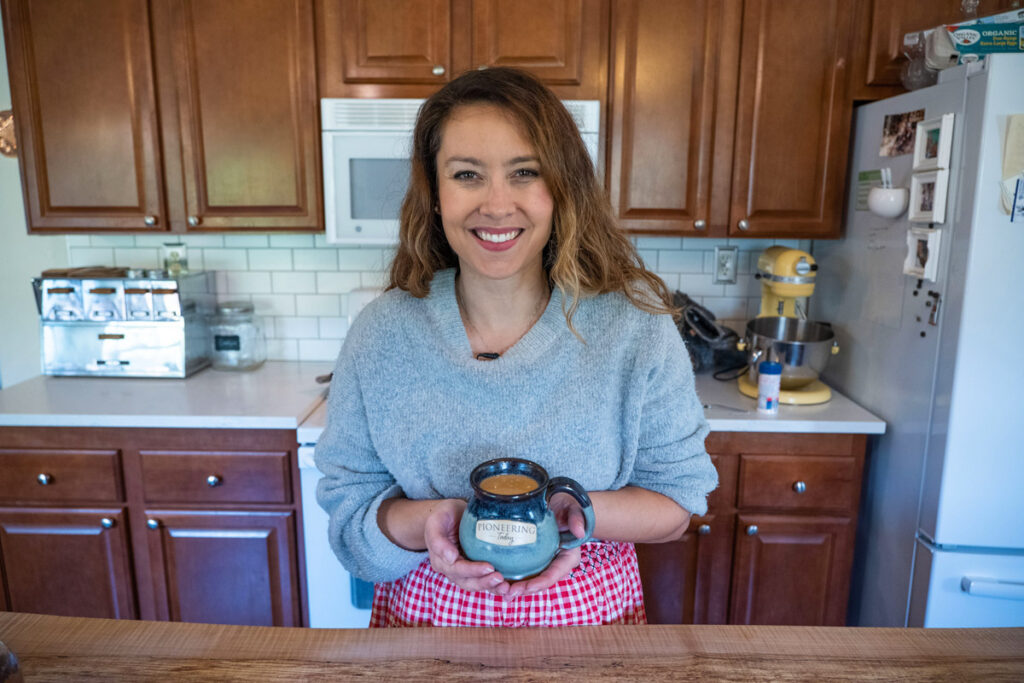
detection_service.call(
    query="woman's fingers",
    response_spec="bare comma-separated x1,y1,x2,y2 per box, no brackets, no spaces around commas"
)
422,499,510,595
507,546,581,597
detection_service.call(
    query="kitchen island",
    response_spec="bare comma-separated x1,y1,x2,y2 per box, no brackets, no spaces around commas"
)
0,612,1021,680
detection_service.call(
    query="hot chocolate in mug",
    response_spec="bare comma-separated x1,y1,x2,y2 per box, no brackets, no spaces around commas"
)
458,458,596,580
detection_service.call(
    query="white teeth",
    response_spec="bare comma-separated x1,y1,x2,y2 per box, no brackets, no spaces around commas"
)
475,230,521,243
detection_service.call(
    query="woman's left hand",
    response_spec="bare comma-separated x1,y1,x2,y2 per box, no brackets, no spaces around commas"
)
507,492,587,597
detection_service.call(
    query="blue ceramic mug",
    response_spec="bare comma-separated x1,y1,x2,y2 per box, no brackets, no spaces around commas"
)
458,458,596,580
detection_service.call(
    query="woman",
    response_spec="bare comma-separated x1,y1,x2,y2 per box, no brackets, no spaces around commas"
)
315,67,717,627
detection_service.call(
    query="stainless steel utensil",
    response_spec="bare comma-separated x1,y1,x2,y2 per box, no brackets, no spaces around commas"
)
742,316,839,389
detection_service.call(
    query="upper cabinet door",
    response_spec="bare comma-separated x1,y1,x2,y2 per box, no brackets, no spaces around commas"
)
729,0,854,239
848,0,1018,101
169,0,321,231
2,0,165,232
470,0,607,99
607,0,739,236
316,0,454,98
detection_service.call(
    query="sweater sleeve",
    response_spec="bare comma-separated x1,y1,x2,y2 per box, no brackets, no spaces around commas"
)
314,328,428,583
627,314,718,516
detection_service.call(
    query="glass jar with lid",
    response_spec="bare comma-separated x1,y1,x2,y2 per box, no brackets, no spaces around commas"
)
207,301,266,371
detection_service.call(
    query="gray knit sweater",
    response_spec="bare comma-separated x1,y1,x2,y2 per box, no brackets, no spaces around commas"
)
314,268,717,583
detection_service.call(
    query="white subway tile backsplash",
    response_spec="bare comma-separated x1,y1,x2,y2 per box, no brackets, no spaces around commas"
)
269,234,316,248
248,249,293,271
250,294,297,317
182,235,225,248
112,248,160,269
634,236,683,250
68,247,114,267
225,271,273,294
202,248,248,270
299,338,343,362
272,271,316,293
296,294,341,317
336,248,391,271
266,338,299,361
89,235,136,247
224,234,269,248
293,248,339,271
275,316,319,339
658,249,704,274
66,231,778,360
318,316,349,339
316,271,362,293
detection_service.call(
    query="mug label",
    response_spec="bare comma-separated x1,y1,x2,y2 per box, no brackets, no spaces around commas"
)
475,519,537,547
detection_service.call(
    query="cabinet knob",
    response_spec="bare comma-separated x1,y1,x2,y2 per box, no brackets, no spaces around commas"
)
187,215,201,227
100,517,115,529
697,524,711,535
793,481,807,494
737,219,750,231
746,525,759,536
146,519,159,530
432,65,445,76
206,474,223,487
36,473,53,486
694,219,706,231
143,215,157,226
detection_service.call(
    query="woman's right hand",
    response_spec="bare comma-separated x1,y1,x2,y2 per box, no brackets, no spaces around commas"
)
424,498,511,596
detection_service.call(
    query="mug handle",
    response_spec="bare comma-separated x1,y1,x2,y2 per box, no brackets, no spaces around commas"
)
546,477,596,550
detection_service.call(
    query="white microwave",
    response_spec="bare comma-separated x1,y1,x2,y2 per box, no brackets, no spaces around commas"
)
321,98,601,245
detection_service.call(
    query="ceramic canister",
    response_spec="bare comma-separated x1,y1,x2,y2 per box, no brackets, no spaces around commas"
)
458,458,595,580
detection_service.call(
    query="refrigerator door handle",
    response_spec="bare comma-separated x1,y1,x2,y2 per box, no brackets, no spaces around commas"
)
960,576,1024,600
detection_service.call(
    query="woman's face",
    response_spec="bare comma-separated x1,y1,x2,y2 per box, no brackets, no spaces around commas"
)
435,104,554,285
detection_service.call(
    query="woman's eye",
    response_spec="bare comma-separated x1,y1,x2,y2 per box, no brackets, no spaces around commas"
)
452,170,480,181
512,168,540,180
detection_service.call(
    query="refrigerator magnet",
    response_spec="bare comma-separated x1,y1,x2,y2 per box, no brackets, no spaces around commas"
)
913,113,955,171
903,227,942,281
908,169,949,224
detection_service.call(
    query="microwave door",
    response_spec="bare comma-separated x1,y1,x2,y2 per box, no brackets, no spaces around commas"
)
324,131,412,244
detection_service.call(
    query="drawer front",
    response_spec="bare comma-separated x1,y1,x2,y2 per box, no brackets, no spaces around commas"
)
0,449,122,503
737,455,856,512
140,451,292,505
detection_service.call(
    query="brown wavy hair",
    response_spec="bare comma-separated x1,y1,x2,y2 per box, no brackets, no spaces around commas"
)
387,67,677,329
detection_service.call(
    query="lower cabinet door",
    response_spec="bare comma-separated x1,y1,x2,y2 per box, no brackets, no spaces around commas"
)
145,510,300,626
0,508,136,619
729,513,855,625
635,513,734,624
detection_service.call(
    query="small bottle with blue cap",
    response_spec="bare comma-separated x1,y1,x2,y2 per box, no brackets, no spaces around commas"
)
757,361,782,415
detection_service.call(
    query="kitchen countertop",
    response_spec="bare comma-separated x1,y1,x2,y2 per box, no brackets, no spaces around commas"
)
0,612,1021,681
297,375,885,443
0,361,334,430
0,362,883,435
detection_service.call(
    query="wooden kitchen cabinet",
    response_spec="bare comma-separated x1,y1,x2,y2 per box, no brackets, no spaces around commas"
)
848,0,1022,102
608,0,854,239
0,508,136,619
1,0,321,233
0,427,306,627
636,432,867,626
316,0,609,100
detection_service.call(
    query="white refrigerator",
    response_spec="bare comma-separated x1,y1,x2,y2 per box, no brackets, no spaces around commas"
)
811,54,1024,627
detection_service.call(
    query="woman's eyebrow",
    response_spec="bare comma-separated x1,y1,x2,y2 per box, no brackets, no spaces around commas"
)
442,155,539,167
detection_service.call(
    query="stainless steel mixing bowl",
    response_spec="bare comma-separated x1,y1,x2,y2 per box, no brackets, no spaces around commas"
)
742,317,839,389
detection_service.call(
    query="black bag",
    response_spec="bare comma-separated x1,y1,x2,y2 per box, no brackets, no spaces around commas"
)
673,291,746,375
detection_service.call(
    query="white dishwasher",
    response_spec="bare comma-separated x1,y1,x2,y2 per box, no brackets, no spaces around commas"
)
298,402,372,628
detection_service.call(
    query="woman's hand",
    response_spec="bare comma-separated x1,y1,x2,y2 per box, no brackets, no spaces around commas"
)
507,492,586,597
423,498,511,596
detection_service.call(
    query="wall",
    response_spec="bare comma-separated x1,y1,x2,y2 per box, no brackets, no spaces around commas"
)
0,26,68,388
66,234,808,362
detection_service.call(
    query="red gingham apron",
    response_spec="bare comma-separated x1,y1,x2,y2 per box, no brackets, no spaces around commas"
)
369,541,647,627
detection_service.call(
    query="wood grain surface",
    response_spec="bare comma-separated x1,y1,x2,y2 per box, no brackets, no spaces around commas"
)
1,613,1022,681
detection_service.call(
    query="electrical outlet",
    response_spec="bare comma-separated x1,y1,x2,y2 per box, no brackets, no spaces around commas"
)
713,246,739,285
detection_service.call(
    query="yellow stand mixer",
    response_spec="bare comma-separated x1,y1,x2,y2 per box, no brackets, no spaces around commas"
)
736,247,838,405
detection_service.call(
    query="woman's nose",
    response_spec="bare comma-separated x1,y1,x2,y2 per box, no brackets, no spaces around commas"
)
480,180,514,218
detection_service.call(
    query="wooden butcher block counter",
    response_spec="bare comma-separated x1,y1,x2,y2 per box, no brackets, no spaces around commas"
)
1,613,1022,681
